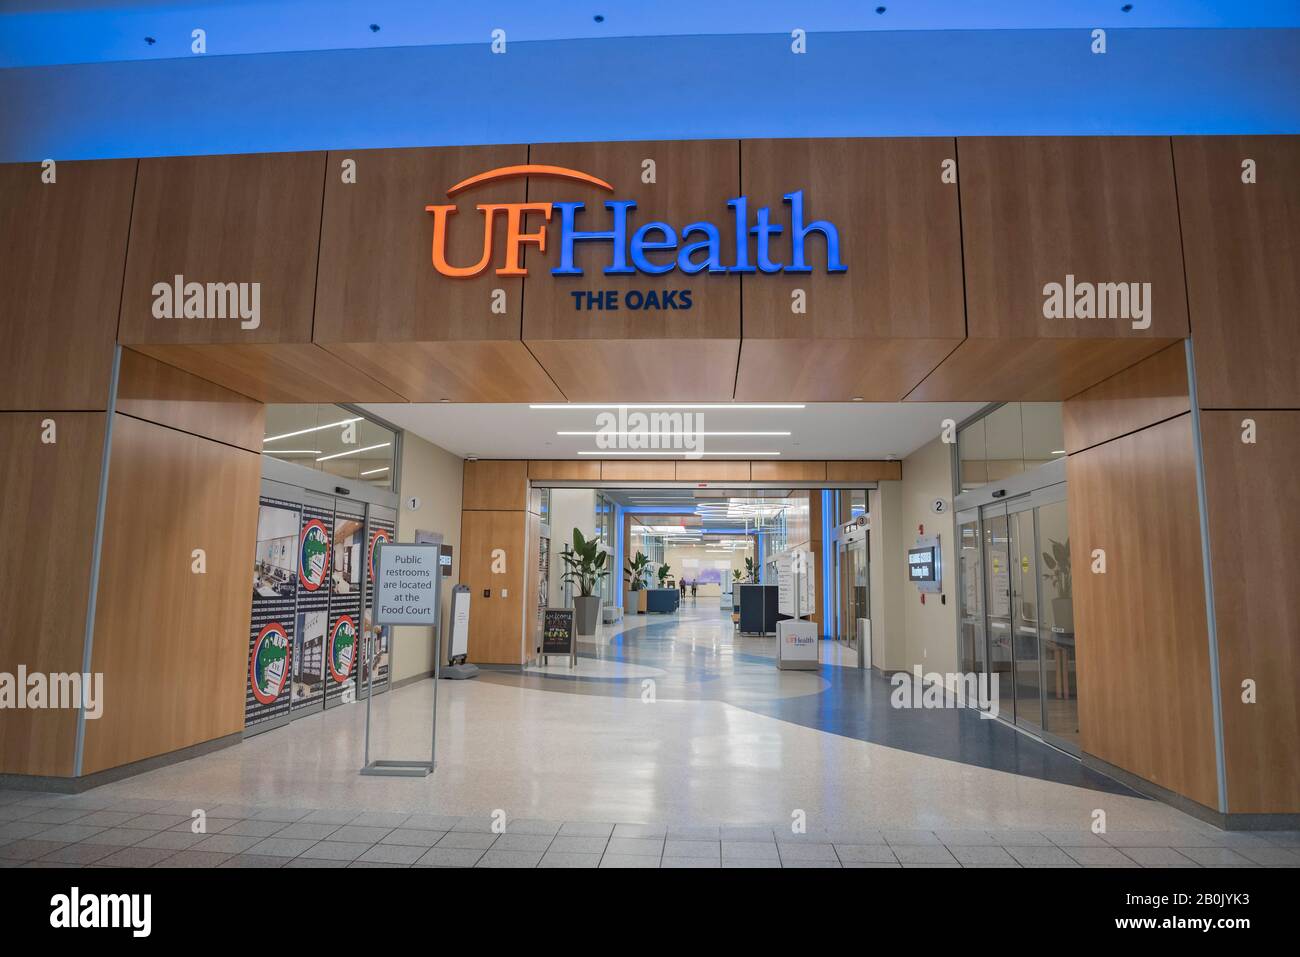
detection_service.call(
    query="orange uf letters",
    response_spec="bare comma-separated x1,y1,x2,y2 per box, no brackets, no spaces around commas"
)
426,202,553,277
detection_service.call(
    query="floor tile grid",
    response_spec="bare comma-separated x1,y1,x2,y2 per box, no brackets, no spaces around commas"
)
2,797,1300,868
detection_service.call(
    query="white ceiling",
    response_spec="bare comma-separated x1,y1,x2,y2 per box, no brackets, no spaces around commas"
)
361,402,987,461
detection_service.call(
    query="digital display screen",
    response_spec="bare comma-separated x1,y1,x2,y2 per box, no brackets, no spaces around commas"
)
908,546,937,582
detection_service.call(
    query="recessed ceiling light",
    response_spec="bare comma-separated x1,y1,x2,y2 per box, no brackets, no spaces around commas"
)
316,441,391,462
530,403,804,410
556,431,791,436
852,396,864,401
264,416,363,443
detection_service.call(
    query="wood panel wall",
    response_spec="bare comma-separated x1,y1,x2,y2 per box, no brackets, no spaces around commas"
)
1066,413,1220,809
117,151,399,402
10,138,1293,412
737,138,965,400
912,137,1188,400
522,140,741,400
458,509,528,665
313,145,562,401
116,348,264,452
1200,411,1300,814
0,412,106,776
1062,343,1190,453
459,459,531,664
0,159,136,411
81,412,261,774
462,459,529,510
1174,136,1300,408
528,460,601,481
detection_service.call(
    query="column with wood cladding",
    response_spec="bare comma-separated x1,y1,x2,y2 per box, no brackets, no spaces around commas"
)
1174,135,1300,816
460,461,530,664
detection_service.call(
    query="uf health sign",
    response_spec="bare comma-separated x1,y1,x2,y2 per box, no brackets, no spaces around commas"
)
425,164,846,280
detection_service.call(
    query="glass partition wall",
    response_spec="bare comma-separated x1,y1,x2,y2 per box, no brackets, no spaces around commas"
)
262,404,398,491
955,404,1078,753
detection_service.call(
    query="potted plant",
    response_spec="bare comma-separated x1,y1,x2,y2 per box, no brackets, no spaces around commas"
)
1041,538,1073,633
624,551,649,615
744,557,757,583
561,528,609,637
657,563,672,588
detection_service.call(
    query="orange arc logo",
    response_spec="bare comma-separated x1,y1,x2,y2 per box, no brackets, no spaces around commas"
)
446,164,614,196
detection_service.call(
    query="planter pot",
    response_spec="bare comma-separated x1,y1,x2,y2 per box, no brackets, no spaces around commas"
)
1052,597,1074,634
623,588,639,614
637,590,648,614
574,595,602,637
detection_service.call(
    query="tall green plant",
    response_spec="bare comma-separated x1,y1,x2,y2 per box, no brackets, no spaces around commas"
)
624,551,650,591
657,563,672,588
1041,538,1071,599
561,528,609,598
744,556,757,583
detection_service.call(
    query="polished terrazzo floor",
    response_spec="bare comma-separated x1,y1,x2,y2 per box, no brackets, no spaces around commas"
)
7,606,1260,843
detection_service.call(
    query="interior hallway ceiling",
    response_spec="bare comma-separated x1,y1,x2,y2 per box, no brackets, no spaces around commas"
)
363,402,987,460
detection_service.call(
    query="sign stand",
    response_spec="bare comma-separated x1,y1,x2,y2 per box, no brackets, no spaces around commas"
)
441,585,479,679
360,540,441,777
541,606,577,668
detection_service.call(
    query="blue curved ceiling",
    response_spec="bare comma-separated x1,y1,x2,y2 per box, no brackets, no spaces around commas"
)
1,2,1297,161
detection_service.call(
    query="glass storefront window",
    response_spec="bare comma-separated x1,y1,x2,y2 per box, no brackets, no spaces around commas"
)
1021,402,1066,469
983,403,1025,482
262,404,397,490
958,402,1066,492
958,417,988,491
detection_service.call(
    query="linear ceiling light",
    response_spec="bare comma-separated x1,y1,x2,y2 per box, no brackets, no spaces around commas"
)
263,449,322,455
361,466,390,476
264,416,363,443
557,431,791,436
531,403,804,410
316,441,392,462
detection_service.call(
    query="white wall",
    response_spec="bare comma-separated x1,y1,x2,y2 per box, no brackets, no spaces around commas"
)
664,543,752,597
391,431,463,683
899,435,959,676
867,437,958,675
869,482,906,671
547,488,598,606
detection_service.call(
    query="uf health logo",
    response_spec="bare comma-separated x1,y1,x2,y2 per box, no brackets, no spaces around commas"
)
425,165,847,278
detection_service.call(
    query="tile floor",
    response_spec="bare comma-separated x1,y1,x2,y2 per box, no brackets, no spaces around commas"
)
6,608,1293,864
2,792,1298,868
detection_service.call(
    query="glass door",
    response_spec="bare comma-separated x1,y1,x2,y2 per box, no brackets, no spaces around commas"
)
359,503,396,699
981,504,1016,720
1036,495,1078,750
834,532,869,666
956,509,986,685
850,537,868,662
1007,503,1044,733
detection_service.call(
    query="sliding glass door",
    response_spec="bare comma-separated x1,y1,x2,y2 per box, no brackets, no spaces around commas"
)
959,486,1076,752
